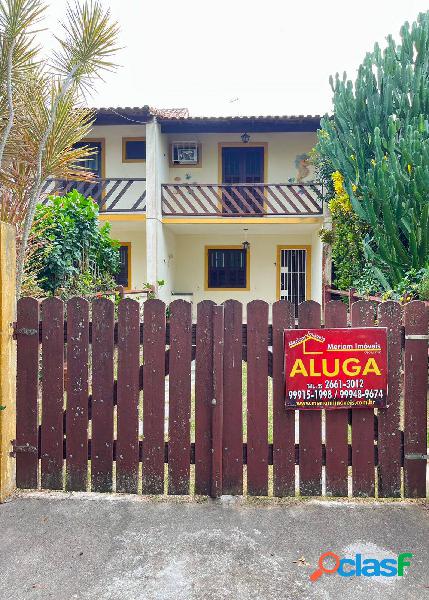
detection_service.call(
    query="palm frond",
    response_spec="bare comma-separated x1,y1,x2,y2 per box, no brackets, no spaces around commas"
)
0,0,45,40
15,76,96,178
52,0,120,91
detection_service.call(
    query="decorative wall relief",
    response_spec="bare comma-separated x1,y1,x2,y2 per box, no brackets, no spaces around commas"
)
295,153,310,182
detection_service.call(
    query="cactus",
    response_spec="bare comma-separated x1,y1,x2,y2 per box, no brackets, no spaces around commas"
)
317,12,429,288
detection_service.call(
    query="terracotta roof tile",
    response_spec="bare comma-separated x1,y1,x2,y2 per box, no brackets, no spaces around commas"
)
149,107,190,118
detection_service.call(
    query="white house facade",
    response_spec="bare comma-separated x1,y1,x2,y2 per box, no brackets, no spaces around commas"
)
44,107,329,315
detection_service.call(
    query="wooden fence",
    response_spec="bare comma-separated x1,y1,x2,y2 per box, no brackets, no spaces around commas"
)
14,298,428,498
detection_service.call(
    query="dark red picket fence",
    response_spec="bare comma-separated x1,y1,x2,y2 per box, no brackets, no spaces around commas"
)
14,297,428,498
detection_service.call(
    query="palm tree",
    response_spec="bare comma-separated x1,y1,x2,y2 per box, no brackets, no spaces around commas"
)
0,0,120,295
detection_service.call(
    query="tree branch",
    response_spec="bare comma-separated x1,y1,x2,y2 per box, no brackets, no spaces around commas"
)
0,38,16,167
16,67,76,295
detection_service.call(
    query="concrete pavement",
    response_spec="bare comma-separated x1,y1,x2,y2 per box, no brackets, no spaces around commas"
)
0,492,428,600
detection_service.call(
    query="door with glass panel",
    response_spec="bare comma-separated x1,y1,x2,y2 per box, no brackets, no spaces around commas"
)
221,147,264,214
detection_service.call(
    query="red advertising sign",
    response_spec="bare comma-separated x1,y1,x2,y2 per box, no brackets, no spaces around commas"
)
284,328,388,409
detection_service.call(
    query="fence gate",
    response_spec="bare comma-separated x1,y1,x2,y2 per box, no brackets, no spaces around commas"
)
14,298,428,498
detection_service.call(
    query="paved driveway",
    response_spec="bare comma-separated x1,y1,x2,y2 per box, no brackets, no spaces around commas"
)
0,493,428,600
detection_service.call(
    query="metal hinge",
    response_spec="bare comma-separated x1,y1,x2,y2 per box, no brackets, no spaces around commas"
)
12,323,39,340
9,440,38,458
404,453,429,460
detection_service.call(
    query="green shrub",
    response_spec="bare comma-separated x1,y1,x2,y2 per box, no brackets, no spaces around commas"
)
416,267,429,300
30,190,120,295
316,12,429,289
319,171,369,291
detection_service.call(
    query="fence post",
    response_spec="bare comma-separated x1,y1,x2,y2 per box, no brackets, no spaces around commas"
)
403,301,429,498
211,305,224,498
0,222,16,502
322,284,331,312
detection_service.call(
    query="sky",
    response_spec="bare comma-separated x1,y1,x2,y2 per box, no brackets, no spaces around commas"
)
44,0,429,117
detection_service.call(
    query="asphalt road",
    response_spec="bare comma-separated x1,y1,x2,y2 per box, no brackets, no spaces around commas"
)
0,493,427,600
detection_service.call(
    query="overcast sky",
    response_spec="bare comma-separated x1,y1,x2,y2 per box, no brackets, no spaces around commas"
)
44,0,429,117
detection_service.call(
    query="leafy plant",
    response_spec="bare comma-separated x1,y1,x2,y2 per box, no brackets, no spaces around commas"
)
417,266,429,300
354,264,383,297
319,171,369,291
0,0,120,295
58,262,118,301
316,12,429,289
30,189,119,294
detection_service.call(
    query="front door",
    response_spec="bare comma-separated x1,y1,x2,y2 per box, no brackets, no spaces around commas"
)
221,147,264,214
279,247,308,316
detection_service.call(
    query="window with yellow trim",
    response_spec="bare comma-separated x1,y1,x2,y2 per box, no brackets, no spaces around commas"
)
207,247,248,289
115,243,131,288
122,138,146,162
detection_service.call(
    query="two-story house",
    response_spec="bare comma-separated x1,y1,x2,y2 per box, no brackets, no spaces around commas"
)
45,106,327,315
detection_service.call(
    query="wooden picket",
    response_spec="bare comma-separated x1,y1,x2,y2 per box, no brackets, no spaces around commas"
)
222,300,243,495
195,300,215,495
16,297,39,489
91,298,115,492
377,301,402,497
14,297,428,499
65,297,89,492
350,301,376,497
272,300,295,497
324,300,348,496
116,298,140,493
168,300,192,495
298,301,322,495
41,297,64,490
246,300,269,496
403,301,429,498
142,299,166,494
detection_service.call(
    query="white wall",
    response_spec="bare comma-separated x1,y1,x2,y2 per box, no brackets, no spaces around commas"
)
90,124,147,178
171,230,322,315
311,229,323,303
107,222,147,288
156,222,176,302
89,126,316,184
163,132,317,185
89,125,147,211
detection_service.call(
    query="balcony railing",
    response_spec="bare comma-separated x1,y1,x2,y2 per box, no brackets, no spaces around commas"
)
161,183,323,216
42,178,146,213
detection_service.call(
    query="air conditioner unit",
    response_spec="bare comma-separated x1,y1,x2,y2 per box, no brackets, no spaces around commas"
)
171,141,199,164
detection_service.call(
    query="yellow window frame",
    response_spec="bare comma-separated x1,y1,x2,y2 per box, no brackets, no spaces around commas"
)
205,245,250,291
122,137,146,163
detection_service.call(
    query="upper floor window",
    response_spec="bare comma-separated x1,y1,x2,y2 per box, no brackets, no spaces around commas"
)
73,139,104,177
122,137,146,163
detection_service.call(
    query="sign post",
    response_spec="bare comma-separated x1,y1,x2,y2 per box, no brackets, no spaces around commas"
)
285,328,388,410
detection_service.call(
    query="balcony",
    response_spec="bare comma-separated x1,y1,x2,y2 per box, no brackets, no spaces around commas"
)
42,178,147,213
161,183,323,217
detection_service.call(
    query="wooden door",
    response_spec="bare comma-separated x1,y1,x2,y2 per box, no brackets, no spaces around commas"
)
222,147,264,214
